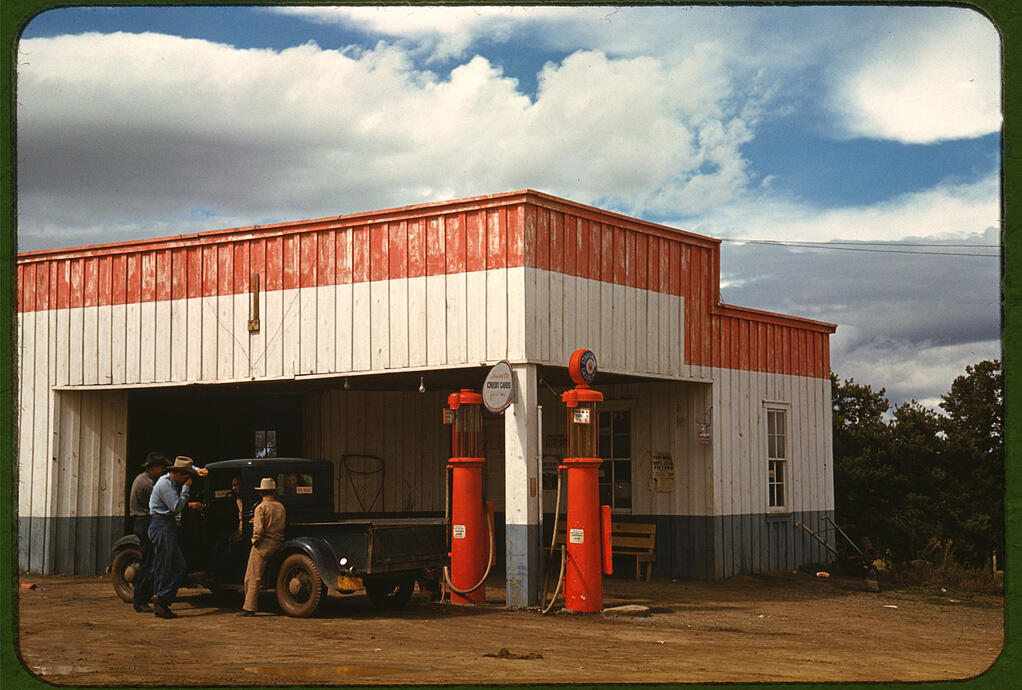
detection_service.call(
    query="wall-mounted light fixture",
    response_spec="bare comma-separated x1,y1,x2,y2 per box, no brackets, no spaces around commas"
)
248,273,261,332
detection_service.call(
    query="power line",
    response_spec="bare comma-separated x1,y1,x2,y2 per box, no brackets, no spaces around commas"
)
723,239,1000,248
719,238,1000,258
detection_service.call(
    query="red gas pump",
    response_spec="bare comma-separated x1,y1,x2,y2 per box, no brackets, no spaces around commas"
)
444,389,493,604
559,349,613,613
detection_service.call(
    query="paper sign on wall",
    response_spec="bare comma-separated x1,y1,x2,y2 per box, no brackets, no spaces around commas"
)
652,453,675,492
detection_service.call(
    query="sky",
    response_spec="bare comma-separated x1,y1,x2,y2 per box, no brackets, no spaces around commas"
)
15,5,1002,410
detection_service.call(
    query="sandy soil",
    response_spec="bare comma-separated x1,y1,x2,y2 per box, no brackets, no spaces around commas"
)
13,571,1004,686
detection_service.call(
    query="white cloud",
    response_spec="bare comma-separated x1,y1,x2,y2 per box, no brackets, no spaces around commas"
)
828,8,1001,143
270,6,581,61
16,31,754,248
833,338,1001,409
684,174,1000,243
713,199,1001,407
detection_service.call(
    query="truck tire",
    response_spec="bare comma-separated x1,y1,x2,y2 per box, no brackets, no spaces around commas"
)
111,547,142,603
276,553,326,618
364,575,416,611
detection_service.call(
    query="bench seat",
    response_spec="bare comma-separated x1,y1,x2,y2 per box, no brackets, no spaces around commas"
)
548,519,656,581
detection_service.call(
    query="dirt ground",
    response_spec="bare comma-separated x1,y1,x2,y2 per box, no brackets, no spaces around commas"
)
13,571,1004,686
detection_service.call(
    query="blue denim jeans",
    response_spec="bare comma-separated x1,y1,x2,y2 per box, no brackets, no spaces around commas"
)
132,516,153,607
148,515,187,607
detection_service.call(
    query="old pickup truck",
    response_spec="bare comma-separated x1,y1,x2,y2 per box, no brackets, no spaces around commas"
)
110,457,448,617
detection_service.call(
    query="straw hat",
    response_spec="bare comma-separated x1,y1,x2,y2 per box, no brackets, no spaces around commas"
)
256,477,277,493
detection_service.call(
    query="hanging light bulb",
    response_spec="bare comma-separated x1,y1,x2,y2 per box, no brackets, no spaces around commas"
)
418,376,426,393
343,377,350,391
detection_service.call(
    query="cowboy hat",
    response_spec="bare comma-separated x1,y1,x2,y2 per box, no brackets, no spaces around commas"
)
167,456,199,476
256,477,277,493
142,452,170,469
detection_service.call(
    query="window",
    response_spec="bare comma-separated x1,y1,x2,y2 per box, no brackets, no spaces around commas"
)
766,408,787,510
599,410,632,510
254,430,277,458
277,472,314,496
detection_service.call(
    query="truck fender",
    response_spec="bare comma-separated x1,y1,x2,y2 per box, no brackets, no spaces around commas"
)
266,538,343,593
111,534,141,553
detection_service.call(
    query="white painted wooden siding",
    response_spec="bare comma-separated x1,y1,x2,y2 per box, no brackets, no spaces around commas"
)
523,269,693,381
712,369,834,516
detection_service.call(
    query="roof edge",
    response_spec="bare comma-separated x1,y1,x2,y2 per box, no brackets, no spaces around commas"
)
712,302,837,333
17,189,719,261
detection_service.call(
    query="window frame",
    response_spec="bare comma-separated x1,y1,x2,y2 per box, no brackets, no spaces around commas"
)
597,403,634,513
763,401,791,513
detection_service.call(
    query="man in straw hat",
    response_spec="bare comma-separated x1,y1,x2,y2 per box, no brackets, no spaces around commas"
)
128,452,171,612
148,456,206,619
240,477,287,616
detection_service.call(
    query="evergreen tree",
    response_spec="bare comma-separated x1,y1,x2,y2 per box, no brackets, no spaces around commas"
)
938,360,1004,566
830,361,1003,567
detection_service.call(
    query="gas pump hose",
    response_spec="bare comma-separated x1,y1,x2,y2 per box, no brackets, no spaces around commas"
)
540,468,566,614
442,466,496,596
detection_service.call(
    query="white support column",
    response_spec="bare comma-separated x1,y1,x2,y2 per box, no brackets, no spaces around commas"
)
504,363,539,607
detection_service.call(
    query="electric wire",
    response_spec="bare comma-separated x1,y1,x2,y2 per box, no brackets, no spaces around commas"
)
719,238,999,257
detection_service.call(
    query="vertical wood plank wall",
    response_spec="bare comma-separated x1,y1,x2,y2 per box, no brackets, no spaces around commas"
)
301,390,448,514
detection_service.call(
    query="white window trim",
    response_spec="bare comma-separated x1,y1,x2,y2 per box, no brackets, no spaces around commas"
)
764,401,791,513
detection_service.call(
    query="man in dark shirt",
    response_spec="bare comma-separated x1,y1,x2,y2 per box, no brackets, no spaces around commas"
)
128,452,170,612
210,475,246,583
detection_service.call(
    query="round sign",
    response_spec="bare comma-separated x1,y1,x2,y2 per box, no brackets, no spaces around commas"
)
568,349,598,386
482,361,515,413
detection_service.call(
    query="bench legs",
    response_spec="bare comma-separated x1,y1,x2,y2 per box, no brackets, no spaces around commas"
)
622,555,654,581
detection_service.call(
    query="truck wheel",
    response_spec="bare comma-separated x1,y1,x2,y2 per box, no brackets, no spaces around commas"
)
276,553,326,618
364,575,415,610
111,547,142,603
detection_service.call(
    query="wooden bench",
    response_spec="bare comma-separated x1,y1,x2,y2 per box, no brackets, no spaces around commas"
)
548,520,656,581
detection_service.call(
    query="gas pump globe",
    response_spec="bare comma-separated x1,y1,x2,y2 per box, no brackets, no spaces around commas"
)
445,389,491,604
559,349,613,613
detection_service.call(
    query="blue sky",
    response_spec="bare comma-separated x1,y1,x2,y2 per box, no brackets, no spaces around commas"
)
16,5,1001,407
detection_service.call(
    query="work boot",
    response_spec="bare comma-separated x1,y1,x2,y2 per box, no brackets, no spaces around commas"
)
133,602,152,612
239,609,255,617
154,603,177,619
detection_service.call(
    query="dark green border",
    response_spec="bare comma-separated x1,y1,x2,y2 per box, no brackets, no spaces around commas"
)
1,1,1017,689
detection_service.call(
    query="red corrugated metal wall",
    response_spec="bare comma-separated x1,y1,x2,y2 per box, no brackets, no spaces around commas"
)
17,190,833,378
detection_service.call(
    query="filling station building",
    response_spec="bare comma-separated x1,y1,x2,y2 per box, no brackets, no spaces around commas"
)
16,190,837,607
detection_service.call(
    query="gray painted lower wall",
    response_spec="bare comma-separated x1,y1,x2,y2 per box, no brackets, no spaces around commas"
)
20,511,835,581
542,510,836,580
19,516,128,576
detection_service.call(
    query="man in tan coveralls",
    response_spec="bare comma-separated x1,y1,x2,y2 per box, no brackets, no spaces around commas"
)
239,477,287,616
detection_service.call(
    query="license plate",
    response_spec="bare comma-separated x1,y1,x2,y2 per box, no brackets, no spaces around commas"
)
337,575,362,591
